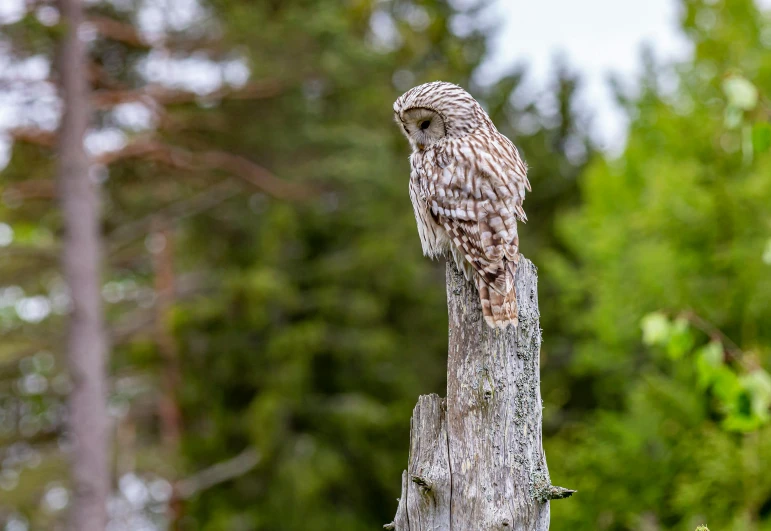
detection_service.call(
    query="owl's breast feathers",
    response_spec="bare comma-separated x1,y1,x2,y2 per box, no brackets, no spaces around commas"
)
409,129,530,328
409,150,450,259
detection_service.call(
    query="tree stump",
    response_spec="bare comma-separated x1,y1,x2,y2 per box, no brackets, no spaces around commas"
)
387,257,573,530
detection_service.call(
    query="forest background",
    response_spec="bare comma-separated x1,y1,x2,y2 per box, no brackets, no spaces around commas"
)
1,0,771,529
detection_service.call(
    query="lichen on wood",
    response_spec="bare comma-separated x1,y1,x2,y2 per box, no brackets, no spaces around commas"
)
388,257,573,530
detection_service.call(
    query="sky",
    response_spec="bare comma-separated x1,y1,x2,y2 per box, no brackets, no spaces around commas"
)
481,0,693,152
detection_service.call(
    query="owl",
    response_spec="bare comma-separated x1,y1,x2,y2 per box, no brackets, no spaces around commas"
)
393,81,530,329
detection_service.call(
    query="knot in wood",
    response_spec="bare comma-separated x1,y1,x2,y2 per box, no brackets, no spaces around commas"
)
411,474,432,492
482,378,494,402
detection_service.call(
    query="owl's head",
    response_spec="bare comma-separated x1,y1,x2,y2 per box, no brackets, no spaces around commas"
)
393,81,491,151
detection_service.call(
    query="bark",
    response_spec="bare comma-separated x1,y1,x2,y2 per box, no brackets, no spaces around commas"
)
150,218,184,528
388,258,573,530
151,218,182,450
57,1,111,529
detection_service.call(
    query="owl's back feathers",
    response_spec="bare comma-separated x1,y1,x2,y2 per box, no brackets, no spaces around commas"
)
396,82,530,329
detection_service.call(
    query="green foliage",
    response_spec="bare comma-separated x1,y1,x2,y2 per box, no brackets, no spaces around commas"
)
642,311,771,432
545,0,771,529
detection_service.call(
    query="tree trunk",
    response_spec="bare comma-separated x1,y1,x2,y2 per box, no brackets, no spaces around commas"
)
57,1,111,529
150,218,185,528
388,257,573,530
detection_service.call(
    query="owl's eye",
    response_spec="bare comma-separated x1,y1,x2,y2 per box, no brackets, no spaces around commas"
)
420,120,431,130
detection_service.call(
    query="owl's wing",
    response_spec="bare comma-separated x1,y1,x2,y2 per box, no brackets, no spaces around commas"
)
424,133,529,296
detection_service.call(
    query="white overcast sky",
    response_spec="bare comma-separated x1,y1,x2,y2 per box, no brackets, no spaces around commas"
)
479,0,771,152
480,0,692,152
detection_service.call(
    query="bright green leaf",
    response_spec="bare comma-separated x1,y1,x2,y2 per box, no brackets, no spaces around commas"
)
722,411,763,432
741,370,771,421
641,312,671,346
666,317,695,360
695,342,724,389
722,75,758,110
712,366,743,406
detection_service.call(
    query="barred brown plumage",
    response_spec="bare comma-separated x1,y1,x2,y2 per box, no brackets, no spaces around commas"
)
393,81,530,328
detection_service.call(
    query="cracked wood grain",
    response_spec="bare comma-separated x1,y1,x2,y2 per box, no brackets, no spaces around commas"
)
388,257,574,530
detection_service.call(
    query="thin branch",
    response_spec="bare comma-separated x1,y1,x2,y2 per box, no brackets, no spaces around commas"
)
106,179,240,254
200,149,305,199
0,245,58,258
9,130,307,200
0,429,62,449
174,447,261,500
87,15,150,48
8,127,56,148
95,140,308,200
679,310,744,362
88,61,125,90
109,271,208,343
91,80,283,109
0,78,56,91
3,178,242,258
2,179,56,200
85,15,227,53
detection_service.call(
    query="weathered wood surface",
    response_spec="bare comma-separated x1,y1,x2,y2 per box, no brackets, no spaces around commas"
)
388,257,573,530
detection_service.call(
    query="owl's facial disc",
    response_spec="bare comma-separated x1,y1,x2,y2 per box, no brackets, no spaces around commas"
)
399,107,446,150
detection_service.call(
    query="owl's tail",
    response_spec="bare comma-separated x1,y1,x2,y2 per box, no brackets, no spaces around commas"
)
475,261,518,329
